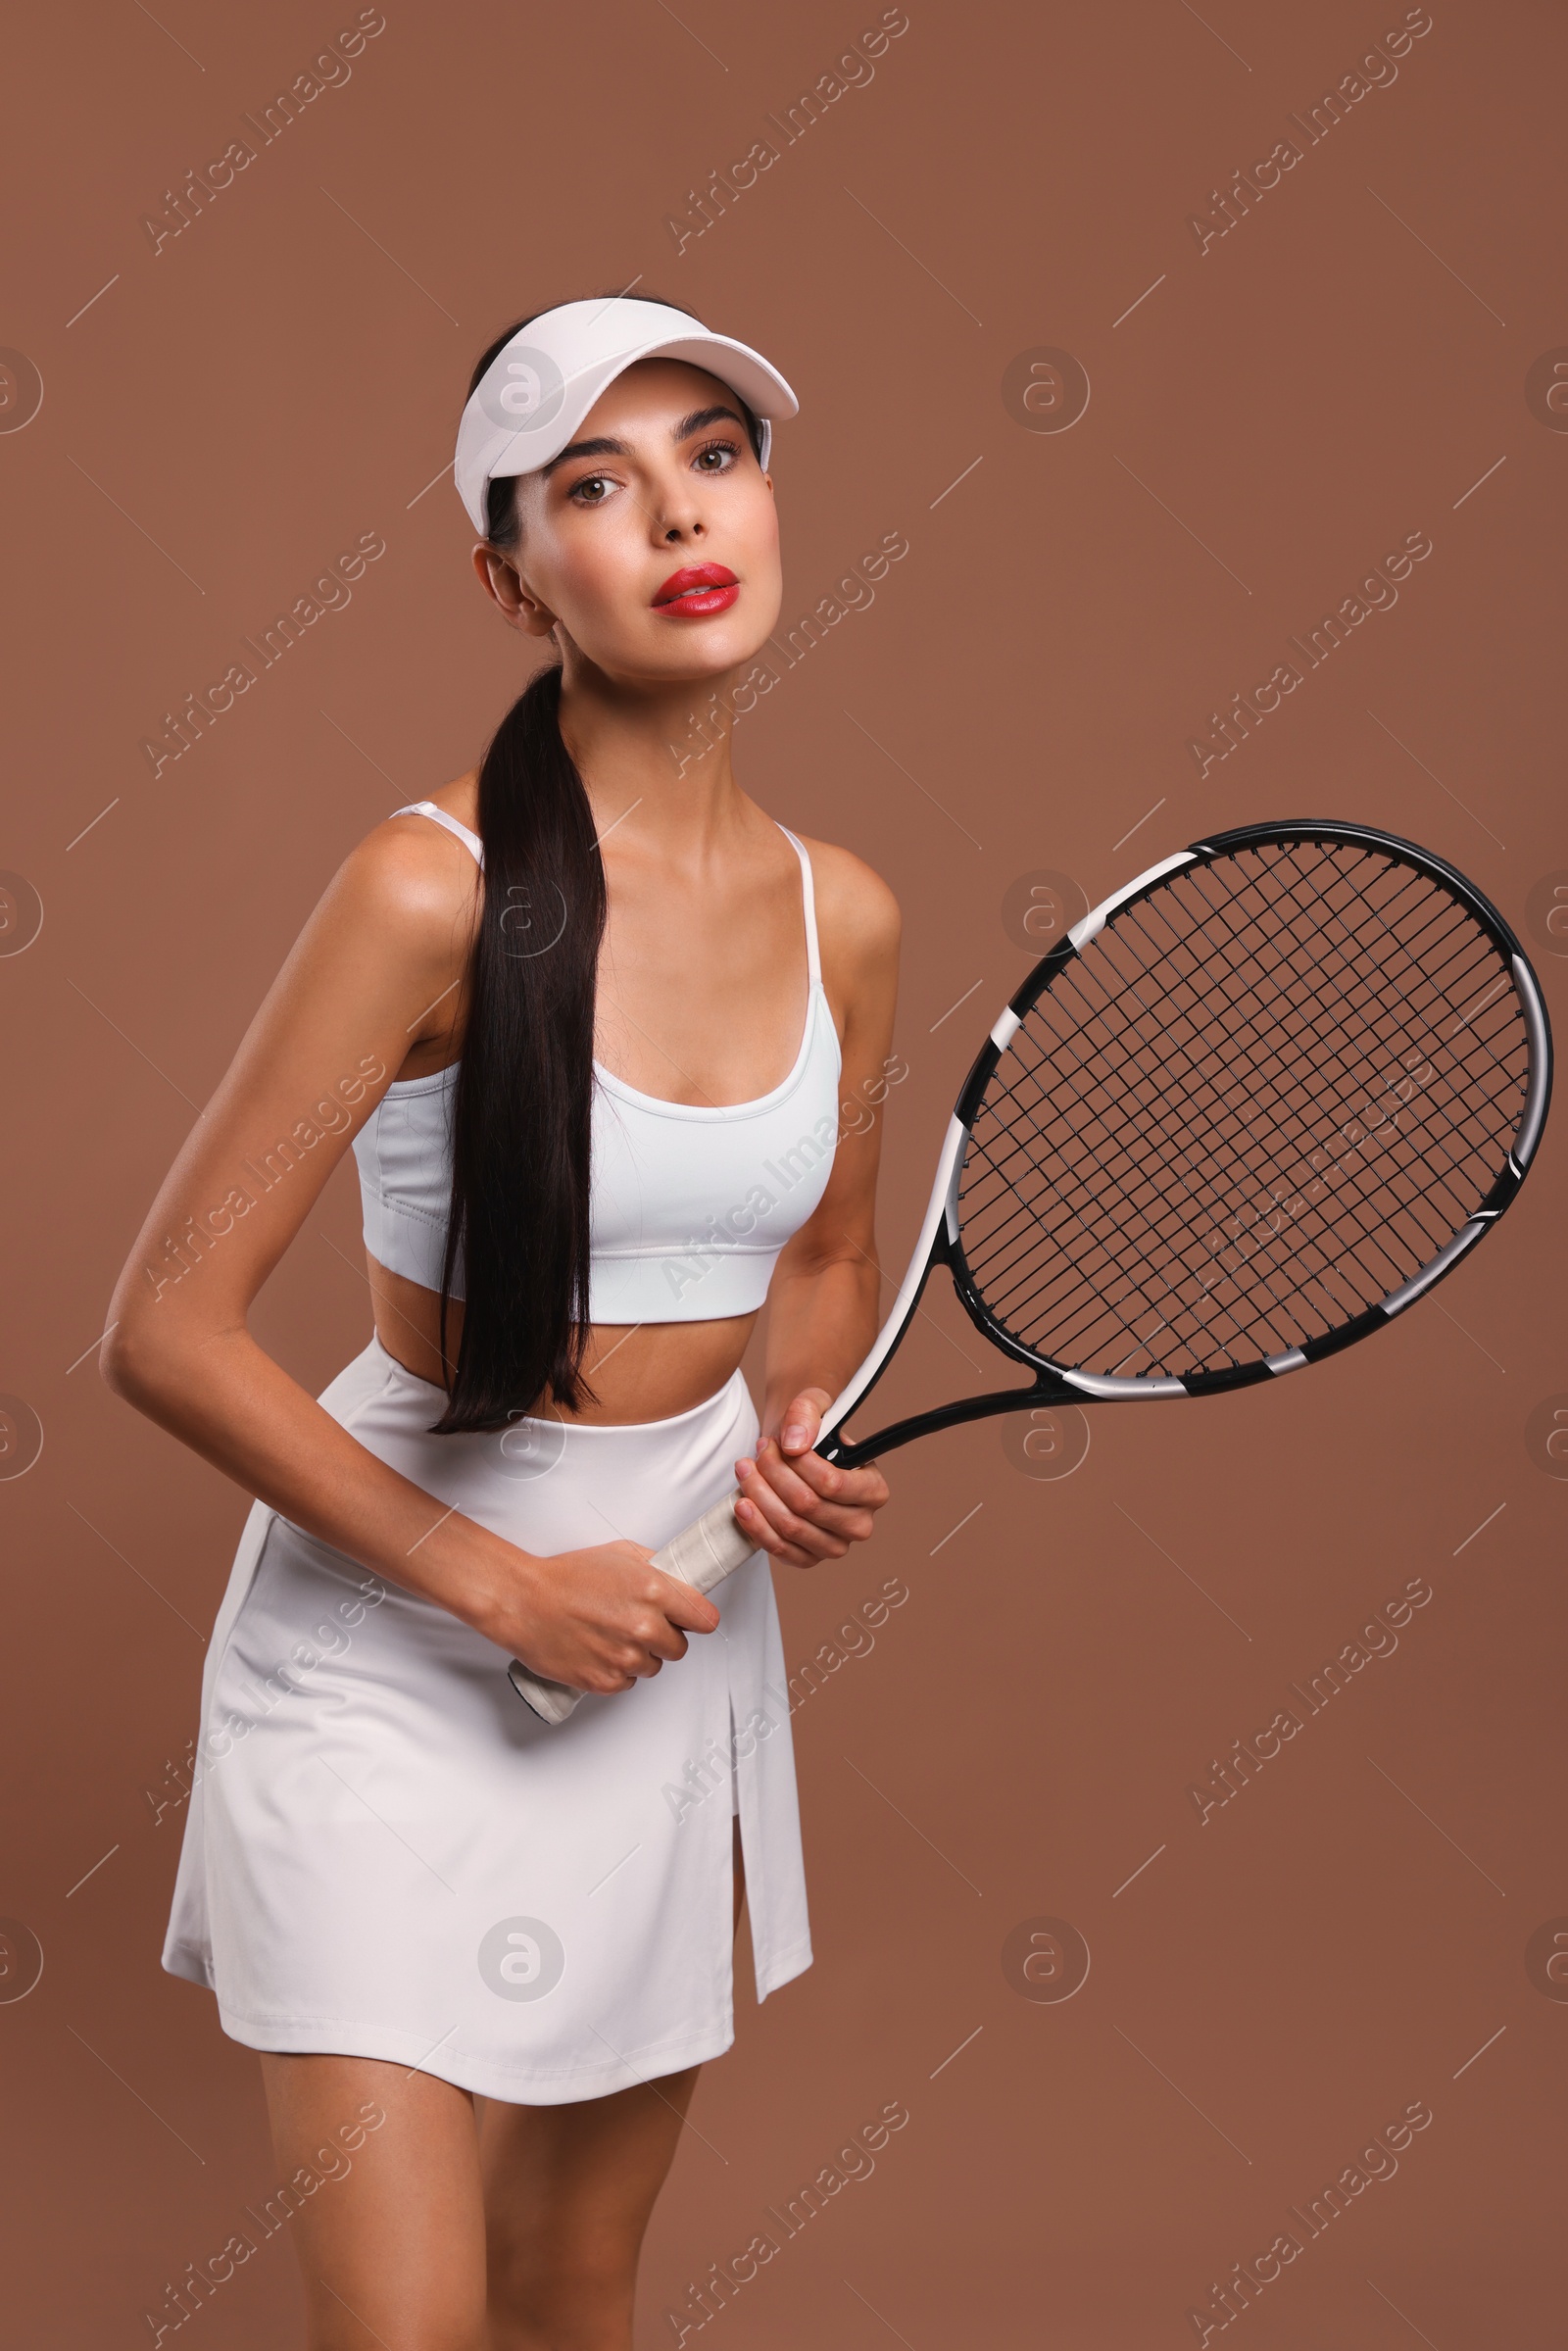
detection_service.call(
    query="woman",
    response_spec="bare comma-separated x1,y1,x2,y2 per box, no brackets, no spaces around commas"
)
104,293,900,2348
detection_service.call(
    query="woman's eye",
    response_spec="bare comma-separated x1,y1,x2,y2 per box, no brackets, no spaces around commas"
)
693,439,740,472
570,473,613,505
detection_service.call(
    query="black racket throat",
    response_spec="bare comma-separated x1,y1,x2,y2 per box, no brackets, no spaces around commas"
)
819,1376,1071,1471
816,1229,1069,1470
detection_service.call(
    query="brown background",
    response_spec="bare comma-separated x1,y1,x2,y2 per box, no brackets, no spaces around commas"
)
3,0,1565,2342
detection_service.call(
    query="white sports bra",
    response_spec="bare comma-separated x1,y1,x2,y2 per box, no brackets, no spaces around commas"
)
351,802,843,1322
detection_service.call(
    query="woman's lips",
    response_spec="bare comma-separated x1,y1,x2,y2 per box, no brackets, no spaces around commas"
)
653,563,739,616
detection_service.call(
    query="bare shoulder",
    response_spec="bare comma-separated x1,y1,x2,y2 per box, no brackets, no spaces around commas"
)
322,776,482,954
421,769,482,833
795,833,902,975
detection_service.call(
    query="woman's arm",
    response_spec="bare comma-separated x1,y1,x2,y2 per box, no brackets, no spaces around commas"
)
733,839,901,1567
101,814,718,1691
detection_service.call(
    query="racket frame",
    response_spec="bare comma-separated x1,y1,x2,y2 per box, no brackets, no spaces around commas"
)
816,819,1550,1472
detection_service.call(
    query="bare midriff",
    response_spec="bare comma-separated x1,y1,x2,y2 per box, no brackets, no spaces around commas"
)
367,1253,757,1425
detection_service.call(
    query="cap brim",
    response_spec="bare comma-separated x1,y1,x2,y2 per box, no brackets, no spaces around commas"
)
454,307,799,535
482,329,798,485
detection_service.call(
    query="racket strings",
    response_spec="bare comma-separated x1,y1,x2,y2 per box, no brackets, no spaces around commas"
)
967,860,1480,1348
958,840,1530,1379
1270,840,1522,1086
1137,845,1498,1142
961,1010,1316,1373
961,1115,1209,1365
1180,852,1525,1242
982,851,1533,1373
1061,874,1447,1207
968,999,1454,1375
1123,845,1520,1192
1242,846,1523,1133
1119,856,1516,1240
970,1034,1362,1375
1024,856,1523,1363
982,864,1523,1288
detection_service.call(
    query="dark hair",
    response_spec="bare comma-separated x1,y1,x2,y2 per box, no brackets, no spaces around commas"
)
429,294,760,1435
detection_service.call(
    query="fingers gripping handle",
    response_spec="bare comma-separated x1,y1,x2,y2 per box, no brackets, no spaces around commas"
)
506,1488,756,1725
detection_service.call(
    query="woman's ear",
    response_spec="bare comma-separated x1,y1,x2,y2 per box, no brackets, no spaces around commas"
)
514,571,562,638
471,544,558,638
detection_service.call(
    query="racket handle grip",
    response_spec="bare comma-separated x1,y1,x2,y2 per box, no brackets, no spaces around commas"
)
506,1488,756,1725
650,1487,758,1593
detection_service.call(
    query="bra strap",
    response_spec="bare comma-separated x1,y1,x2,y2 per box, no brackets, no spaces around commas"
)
777,825,822,988
393,800,485,869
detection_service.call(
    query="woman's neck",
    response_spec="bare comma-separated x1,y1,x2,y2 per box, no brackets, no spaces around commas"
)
557,652,753,853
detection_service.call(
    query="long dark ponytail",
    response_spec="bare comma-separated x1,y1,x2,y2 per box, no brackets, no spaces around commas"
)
429,659,606,1434
428,298,765,1435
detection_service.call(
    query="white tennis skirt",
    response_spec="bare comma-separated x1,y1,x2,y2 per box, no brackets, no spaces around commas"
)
162,1335,811,2104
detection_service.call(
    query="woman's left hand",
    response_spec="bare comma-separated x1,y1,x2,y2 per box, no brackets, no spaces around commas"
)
732,1387,890,1568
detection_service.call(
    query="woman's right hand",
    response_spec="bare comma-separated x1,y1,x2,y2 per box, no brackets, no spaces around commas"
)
474,1537,722,1695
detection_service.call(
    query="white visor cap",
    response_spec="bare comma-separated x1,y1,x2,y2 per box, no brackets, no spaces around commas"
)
454,297,799,537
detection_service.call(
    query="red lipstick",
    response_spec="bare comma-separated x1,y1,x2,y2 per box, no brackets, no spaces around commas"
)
652,563,739,616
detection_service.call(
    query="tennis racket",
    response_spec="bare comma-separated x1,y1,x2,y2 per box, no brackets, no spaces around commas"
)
509,819,1550,1724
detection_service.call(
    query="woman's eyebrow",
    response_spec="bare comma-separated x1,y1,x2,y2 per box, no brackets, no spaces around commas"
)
540,405,748,481
540,434,629,479
671,403,748,440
